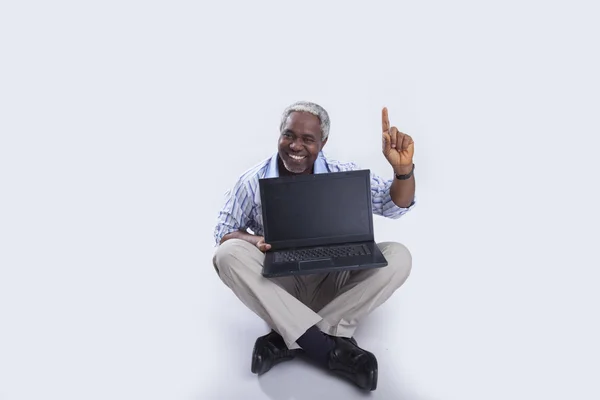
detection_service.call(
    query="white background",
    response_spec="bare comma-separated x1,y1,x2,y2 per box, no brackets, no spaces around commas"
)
1,1,599,399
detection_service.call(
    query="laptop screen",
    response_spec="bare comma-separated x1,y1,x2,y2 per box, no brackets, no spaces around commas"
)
260,170,373,247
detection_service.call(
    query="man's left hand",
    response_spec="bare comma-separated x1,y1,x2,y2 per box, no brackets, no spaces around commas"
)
381,107,415,174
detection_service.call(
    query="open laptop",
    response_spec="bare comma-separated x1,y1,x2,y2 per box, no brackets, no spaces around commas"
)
258,169,388,277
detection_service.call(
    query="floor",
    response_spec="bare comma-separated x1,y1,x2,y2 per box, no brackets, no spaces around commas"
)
2,235,598,400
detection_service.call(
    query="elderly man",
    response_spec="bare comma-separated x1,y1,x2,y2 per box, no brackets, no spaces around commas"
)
212,101,415,391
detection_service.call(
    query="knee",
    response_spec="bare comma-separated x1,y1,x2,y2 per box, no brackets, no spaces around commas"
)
213,238,252,275
379,241,412,285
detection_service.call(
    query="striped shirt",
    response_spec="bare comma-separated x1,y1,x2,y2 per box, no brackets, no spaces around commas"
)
214,151,416,246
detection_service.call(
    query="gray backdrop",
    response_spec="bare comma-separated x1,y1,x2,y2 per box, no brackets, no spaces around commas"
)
1,1,599,399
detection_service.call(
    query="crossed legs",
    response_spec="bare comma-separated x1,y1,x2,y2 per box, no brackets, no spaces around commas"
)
212,239,412,348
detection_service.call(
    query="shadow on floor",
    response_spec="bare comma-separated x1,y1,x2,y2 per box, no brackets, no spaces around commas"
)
255,355,426,400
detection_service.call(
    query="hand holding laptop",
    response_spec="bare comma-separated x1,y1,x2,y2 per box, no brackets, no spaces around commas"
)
256,236,271,252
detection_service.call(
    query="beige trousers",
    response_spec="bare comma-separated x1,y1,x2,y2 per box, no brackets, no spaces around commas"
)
213,239,412,349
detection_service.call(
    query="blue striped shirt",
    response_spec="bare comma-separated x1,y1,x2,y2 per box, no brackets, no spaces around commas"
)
214,151,416,245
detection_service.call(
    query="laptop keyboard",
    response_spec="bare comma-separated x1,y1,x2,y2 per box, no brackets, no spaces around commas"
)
274,244,371,263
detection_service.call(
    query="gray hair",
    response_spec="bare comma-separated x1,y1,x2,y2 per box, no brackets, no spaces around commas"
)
279,101,331,141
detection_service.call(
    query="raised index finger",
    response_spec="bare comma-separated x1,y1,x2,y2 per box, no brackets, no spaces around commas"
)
382,107,390,133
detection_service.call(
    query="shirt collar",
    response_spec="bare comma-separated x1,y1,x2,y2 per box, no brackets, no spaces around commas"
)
264,151,328,178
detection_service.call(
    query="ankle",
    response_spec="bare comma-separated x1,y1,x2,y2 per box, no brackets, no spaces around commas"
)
296,326,336,366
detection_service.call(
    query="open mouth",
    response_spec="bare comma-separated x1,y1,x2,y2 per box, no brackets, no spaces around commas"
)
288,153,306,162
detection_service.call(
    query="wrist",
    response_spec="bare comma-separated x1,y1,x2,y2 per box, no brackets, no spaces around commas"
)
393,164,414,176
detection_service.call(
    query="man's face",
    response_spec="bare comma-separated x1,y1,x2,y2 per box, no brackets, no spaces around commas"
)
277,111,327,174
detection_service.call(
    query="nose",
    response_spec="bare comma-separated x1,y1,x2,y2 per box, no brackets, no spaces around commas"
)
290,139,302,151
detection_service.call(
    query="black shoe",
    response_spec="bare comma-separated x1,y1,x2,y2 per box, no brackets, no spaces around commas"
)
326,336,378,391
251,330,300,375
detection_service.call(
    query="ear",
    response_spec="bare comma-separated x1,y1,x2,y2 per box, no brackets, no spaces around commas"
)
320,137,328,149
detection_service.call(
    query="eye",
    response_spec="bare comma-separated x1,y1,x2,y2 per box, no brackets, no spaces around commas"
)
304,137,315,143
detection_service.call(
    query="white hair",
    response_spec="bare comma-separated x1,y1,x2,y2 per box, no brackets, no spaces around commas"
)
279,101,331,141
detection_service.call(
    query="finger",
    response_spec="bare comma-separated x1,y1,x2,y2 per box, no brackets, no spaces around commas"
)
396,130,406,150
258,243,271,252
382,107,390,133
382,131,392,153
390,126,398,148
401,134,413,150
406,141,415,157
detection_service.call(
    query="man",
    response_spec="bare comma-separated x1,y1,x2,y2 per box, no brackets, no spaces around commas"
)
212,101,415,391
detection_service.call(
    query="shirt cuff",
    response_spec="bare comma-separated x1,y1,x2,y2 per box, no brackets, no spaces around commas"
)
383,196,416,218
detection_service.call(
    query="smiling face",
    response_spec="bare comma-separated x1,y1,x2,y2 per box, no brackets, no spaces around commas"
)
277,111,328,174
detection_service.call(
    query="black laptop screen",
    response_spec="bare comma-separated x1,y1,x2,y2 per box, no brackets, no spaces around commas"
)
260,171,372,244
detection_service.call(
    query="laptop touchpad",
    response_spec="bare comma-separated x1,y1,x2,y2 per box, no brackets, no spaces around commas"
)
299,259,334,271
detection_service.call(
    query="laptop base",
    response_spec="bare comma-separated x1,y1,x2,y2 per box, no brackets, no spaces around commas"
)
262,241,388,278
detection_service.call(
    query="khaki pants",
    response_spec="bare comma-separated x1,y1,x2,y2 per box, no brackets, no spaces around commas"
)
213,239,412,349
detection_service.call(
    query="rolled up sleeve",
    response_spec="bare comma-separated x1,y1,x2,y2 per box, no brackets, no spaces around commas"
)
214,180,253,245
370,172,416,219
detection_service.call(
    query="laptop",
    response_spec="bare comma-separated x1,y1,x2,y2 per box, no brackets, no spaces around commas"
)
258,169,388,277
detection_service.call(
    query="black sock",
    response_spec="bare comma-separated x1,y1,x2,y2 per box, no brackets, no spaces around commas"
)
296,326,336,365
